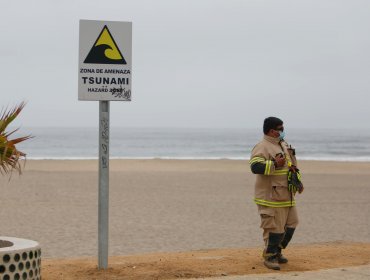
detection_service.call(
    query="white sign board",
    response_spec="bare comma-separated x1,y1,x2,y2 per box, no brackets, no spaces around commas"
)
78,20,132,101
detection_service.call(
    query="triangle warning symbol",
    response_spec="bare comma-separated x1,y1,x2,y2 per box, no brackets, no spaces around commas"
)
84,25,127,64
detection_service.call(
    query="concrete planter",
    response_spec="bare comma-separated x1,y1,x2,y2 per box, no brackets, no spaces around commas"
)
0,237,41,280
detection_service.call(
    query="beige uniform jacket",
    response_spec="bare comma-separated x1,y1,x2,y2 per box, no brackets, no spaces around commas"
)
249,135,298,207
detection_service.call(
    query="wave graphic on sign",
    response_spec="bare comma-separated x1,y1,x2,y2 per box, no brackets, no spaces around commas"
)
84,25,127,64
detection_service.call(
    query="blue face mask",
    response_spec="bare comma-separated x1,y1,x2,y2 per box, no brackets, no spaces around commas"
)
278,130,285,140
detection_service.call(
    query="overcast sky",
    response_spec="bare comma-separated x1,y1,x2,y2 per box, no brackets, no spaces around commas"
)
1,0,370,129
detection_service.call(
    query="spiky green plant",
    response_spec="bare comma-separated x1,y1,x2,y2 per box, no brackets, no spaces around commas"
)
0,102,32,175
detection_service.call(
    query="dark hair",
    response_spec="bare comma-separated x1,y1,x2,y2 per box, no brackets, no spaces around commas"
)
263,117,283,134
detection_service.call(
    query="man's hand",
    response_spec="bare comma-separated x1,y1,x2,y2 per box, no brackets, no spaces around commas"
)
274,154,286,167
298,184,304,194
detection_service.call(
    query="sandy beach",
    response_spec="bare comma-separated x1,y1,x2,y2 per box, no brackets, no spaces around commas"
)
1,159,370,278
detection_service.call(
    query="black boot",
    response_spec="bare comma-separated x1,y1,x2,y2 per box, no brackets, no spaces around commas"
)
263,232,284,270
277,227,296,264
276,246,288,264
280,227,295,249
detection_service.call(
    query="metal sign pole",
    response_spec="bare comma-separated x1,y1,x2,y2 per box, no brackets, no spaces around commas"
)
98,100,110,269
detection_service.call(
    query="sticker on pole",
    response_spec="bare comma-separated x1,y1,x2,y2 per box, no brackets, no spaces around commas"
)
78,20,132,101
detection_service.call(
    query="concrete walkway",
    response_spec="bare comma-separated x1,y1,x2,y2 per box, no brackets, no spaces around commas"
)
190,265,370,280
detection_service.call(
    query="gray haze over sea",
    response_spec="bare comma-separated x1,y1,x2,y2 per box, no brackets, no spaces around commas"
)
14,127,370,162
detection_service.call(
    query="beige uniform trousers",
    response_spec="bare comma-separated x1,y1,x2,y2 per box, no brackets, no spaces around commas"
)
258,205,299,242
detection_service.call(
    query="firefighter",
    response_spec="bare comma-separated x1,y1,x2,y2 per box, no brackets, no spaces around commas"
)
249,117,304,270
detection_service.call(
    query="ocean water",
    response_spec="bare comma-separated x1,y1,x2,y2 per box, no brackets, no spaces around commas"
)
13,127,370,161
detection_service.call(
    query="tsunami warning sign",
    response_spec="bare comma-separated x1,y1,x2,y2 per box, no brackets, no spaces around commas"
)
78,20,132,101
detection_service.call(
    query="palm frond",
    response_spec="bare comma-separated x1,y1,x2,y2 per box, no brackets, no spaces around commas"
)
0,102,26,133
0,103,32,175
